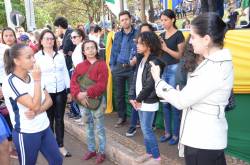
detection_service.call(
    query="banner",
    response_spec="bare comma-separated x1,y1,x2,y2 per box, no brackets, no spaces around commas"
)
105,0,121,17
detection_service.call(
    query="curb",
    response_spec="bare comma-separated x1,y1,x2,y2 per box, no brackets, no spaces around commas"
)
64,117,174,165
64,116,250,165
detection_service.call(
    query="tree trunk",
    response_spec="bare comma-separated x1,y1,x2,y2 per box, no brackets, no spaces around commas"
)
148,0,154,22
140,0,146,22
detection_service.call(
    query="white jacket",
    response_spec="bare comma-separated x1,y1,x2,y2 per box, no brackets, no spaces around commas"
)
155,49,234,150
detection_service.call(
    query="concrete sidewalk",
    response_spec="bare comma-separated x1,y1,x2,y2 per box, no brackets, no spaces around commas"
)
65,112,250,165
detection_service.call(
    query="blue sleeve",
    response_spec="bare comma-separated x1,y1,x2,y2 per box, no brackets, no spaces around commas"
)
110,33,119,66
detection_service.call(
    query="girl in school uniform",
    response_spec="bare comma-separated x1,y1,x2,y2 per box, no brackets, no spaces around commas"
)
2,44,63,165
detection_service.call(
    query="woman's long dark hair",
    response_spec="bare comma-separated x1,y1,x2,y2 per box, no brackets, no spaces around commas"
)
191,12,227,48
4,44,27,74
160,9,178,29
81,40,99,59
38,29,58,52
183,35,204,72
136,32,162,57
2,27,17,45
72,29,86,41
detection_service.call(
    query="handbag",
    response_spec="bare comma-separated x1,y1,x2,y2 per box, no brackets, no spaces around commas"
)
225,89,236,112
0,100,9,116
77,61,102,110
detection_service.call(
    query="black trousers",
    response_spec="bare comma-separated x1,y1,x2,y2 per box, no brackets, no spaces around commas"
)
113,66,133,121
47,90,67,147
184,145,227,165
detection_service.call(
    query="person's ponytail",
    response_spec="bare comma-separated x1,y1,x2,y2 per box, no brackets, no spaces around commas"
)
3,48,14,75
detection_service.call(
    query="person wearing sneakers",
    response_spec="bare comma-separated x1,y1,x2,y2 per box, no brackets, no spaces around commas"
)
151,13,233,165
2,44,63,165
126,23,158,137
110,11,138,127
34,29,72,157
71,40,108,164
128,32,164,165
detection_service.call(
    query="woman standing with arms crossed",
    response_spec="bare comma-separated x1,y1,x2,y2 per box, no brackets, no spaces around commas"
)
151,13,233,165
159,9,185,145
34,29,71,157
2,44,63,165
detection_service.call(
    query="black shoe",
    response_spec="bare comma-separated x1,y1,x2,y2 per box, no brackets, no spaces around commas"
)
68,113,76,118
125,127,136,137
114,118,126,127
73,115,81,120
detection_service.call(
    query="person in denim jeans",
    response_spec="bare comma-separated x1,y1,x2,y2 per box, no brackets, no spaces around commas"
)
126,23,157,137
129,32,164,164
110,11,138,127
159,9,185,145
79,100,106,163
70,40,108,164
161,64,181,144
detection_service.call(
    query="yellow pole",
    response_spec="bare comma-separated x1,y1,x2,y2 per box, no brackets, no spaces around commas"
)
168,0,172,9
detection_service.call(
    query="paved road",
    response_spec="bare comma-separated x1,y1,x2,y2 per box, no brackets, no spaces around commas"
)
11,131,115,165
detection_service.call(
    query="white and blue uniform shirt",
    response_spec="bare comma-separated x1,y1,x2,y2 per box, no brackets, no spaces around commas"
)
2,73,50,133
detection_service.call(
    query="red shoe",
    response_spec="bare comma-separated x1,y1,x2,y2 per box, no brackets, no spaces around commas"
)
82,151,96,160
96,153,105,164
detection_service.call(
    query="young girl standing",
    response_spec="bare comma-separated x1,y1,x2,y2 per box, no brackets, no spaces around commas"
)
128,32,163,165
2,44,62,165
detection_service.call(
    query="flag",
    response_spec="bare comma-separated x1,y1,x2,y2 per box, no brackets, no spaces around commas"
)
105,0,120,17
106,0,115,3
161,0,183,10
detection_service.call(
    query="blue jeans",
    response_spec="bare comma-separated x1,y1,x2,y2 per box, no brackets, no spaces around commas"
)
130,108,139,128
80,103,106,154
162,64,181,137
138,111,160,158
114,71,133,120
130,108,157,128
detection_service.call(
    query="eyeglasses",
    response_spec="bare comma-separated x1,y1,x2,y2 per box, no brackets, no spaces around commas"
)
84,46,96,51
43,37,55,41
70,36,80,40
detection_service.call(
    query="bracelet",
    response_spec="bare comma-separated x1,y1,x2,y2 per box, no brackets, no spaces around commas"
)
34,80,41,82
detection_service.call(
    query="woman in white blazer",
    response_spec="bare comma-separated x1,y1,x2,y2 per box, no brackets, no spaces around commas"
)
150,13,233,165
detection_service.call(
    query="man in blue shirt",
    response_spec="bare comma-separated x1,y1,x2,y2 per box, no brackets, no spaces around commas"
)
110,11,137,127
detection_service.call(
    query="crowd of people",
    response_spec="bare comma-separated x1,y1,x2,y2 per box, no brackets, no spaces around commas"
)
0,6,235,165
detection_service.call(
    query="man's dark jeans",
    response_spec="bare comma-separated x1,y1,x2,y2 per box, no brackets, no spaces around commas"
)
113,65,133,121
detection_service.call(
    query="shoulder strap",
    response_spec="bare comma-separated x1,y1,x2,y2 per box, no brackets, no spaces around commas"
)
86,60,99,75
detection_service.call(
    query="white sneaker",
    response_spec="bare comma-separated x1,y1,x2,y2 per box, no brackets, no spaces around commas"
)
78,121,84,126
74,118,82,122
59,147,72,157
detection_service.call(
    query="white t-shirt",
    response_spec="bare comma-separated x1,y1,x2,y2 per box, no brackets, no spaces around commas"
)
72,43,84,67
136,60,159,112
0,43,9,84
2,73,50,133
